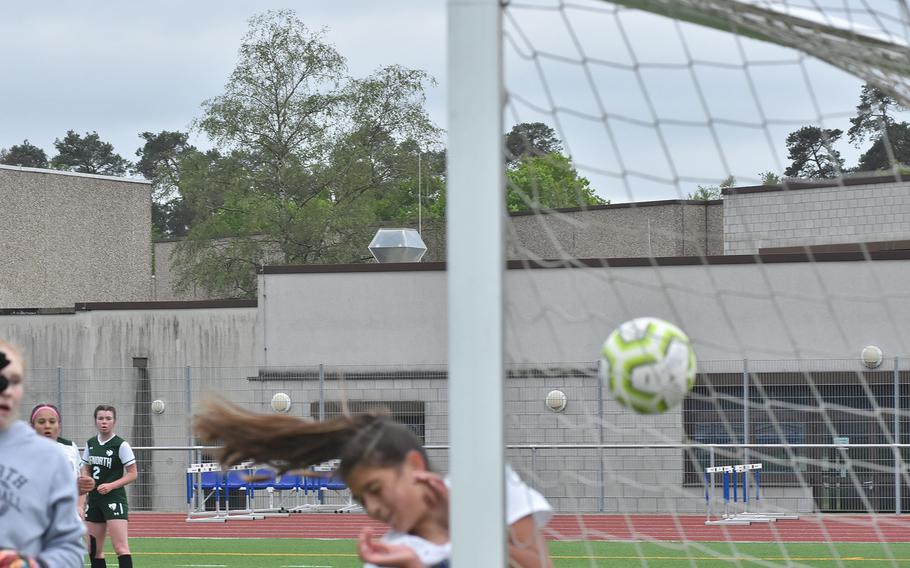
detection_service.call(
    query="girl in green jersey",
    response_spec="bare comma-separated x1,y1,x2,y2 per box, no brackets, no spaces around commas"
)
81,405,137,568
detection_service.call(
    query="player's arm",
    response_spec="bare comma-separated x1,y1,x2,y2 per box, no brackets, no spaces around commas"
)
507,515,553,568
80,445,92,480
357,527,425,568
101,443,138,492
98,463,137,494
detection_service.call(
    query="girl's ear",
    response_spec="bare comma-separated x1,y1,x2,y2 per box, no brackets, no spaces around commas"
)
404,449,428,471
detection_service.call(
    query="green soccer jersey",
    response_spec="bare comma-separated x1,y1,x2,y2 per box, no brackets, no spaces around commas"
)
82,434,136,503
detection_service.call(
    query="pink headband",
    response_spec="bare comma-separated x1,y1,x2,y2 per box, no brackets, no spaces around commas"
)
30,405,60,424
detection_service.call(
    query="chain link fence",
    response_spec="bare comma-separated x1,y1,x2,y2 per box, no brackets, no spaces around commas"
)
19,358,910,515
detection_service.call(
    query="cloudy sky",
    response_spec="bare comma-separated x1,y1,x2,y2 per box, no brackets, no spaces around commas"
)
1,1,896,203
0,1,447,168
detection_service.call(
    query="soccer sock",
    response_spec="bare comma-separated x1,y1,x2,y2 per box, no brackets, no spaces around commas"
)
117,554,133,568
91,558,107,568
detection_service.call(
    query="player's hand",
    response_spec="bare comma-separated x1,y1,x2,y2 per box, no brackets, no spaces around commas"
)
0,550,39,568
97,483,111,495
357,527,425,568
414,471,448,529
77,475,95,495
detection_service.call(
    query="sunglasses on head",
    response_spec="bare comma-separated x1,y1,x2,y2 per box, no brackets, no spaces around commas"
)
0,351,9,394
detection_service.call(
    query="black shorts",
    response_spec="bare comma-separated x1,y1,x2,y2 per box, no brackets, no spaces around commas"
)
85,499,129,522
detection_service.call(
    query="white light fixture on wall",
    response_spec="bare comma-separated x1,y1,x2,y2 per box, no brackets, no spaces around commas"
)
861,345,883,369
545,389,568,413
270,392,292,413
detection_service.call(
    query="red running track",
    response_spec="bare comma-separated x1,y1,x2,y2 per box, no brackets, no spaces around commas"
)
130,512,910,542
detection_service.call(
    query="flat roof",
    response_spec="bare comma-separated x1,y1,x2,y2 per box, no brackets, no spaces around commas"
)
259,249,910,274
0,164,150,185
724,173,907,195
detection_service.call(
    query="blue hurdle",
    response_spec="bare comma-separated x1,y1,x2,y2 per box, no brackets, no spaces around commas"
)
704,465,751,525
731,463,799,522
185,460,360,521
185,461,266,522
704,463,798,526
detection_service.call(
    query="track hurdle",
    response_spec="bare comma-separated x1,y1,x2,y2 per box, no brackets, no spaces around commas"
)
186,461,263,522
704,463,799,526
734,464,799,522
704,466,751,525
287,460,361,513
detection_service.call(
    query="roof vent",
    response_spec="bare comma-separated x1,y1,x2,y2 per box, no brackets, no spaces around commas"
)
368,228,427,263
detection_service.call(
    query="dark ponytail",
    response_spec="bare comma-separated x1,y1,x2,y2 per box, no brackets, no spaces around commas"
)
194,399,429,480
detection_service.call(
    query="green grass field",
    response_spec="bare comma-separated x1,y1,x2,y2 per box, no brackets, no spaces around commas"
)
94,538,910,567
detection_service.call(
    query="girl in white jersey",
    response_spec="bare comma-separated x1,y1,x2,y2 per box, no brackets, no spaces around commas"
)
195,401,553,568
30,404,96,518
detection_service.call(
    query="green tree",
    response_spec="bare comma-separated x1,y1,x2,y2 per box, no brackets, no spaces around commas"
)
759,171,781,185
173,10,440,298
856,122,910,172
0,140,49,168
506,153,605,211
847,84,910,172
687,175,734,200
848,84,901,146
783,126,844,179
505,122,563,165
50,130,130,175
136,131,198,238
136,131,195,194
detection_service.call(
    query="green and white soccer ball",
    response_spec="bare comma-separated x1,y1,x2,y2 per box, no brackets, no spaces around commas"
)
599,317,697,414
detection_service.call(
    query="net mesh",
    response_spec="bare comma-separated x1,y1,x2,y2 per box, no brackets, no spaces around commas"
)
499,0,910,562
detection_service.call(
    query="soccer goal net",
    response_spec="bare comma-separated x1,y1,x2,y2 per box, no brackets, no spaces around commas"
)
448,0,910,565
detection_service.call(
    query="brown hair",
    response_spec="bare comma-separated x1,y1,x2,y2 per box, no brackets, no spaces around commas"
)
94,404,117,420
193,399,428,481
30,403,61,425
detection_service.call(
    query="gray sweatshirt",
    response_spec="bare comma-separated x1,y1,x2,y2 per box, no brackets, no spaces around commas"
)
0,420,85,567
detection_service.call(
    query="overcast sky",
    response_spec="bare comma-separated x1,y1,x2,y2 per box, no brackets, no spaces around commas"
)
0,1,447,170
1,1,897,203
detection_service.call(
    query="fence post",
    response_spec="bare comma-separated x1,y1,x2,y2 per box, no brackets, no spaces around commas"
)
597,366,605,512
185,365,193,467
56,366,63,412
708,445,716,518
318,363,325,421
743,358,749,502
896,356,901,515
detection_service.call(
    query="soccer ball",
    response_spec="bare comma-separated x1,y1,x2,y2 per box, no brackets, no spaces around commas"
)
599,317,697,414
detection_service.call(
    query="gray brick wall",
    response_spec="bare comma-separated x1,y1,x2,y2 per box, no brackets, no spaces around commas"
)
724,180,910,254
0,166,152,308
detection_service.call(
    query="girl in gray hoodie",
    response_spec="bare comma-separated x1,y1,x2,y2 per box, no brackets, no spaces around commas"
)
0,341,85,568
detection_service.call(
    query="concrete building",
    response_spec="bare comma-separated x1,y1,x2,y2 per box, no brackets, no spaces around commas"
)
724,175,910,254
2,174,909,514
0,165,152,308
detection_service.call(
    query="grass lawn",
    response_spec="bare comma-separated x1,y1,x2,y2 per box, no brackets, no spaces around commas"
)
97,538,910,567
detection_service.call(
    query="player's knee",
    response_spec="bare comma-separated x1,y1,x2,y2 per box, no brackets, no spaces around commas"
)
112,543,131,556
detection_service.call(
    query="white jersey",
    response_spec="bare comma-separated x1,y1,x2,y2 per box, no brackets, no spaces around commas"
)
57,439,82,480
364,466,552,568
